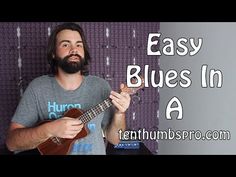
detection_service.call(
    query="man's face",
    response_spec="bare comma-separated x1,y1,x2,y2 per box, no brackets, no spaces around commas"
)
54,29,85,74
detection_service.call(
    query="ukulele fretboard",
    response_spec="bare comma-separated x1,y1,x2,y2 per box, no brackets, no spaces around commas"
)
80,98,113,124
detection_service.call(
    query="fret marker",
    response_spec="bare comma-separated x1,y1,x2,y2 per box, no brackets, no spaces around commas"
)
99,104,104,111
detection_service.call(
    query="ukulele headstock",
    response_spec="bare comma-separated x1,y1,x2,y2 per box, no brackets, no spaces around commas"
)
121,76,144,95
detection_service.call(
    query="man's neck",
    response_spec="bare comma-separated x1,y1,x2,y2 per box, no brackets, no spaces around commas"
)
55,69,84,91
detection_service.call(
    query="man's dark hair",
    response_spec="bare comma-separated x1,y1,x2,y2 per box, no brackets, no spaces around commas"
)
47,22,91,75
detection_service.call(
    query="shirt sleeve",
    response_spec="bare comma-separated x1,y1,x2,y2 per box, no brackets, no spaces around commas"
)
11,82,40,127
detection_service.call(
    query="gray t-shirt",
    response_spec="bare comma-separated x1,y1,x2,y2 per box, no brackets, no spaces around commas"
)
12,75,114,155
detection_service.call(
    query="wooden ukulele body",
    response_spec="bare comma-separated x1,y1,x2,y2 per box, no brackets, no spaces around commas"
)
37,108,89,155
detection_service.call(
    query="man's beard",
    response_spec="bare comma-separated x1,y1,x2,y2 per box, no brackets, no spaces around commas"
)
55,54,85,74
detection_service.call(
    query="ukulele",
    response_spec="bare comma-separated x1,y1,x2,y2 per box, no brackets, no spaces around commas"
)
37,78,144,155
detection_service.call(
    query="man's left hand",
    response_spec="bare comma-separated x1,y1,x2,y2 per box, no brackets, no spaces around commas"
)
109,83,131,114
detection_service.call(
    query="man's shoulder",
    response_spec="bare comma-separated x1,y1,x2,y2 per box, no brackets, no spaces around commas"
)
86,75,108,84
85,75,111,90
29,75,52,88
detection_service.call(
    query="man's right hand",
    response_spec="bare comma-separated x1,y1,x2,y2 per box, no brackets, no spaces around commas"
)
45,117,84,139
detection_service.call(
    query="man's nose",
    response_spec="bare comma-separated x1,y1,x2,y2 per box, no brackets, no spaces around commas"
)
70,46,79,54
70,49,78,55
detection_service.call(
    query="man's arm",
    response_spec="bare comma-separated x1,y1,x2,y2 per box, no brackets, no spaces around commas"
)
105,112,126,145
105,84,131,145
6,118,84,152
6,122,51,151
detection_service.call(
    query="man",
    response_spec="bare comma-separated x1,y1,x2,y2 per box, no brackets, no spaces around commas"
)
6,22,131,155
